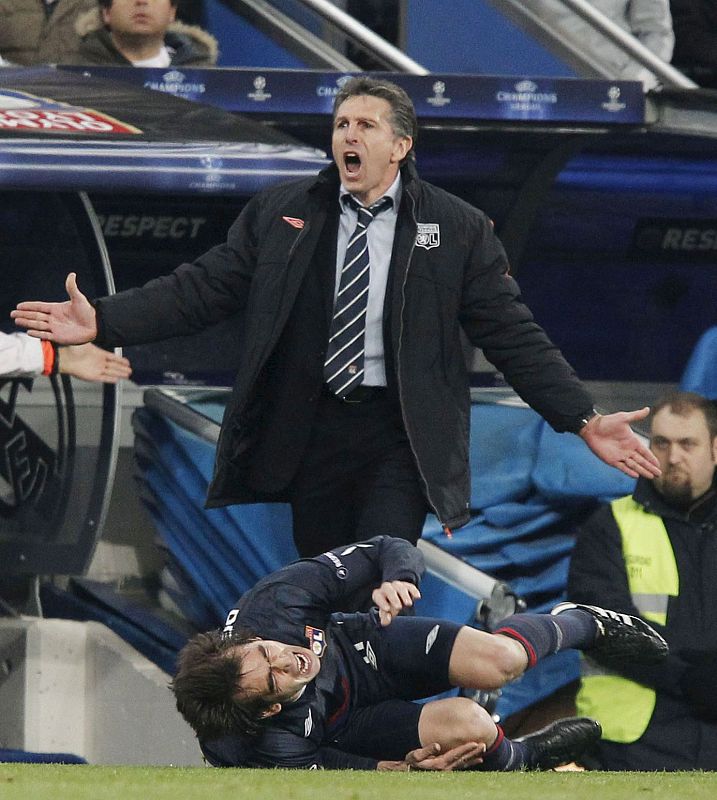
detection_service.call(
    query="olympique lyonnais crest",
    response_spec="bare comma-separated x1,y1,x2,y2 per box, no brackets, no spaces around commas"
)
305,625,327,657
415,222,440,250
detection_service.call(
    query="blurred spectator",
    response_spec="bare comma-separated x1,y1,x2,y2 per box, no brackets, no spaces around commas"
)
0,0,97,65
72,0,217,67
528,0,674,88
671,0,717,87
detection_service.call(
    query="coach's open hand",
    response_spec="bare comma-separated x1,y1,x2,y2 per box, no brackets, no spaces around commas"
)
579,408,661,479
12,272,98,345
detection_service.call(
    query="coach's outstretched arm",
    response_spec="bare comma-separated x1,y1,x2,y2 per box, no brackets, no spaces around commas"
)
12,273,97,344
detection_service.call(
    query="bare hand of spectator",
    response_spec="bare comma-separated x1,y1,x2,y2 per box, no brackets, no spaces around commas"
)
58,343,131,384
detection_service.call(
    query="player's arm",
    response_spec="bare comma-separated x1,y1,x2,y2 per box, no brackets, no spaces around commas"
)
304,536,424,620
233,537,424,635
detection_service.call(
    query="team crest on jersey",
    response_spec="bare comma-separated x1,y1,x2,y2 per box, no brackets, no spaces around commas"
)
415,223,440,250
305,625,327,657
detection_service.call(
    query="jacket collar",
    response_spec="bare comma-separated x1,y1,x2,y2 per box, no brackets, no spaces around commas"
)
633,474,717,524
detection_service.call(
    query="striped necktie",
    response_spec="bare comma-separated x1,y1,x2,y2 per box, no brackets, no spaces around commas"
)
323,195,392,398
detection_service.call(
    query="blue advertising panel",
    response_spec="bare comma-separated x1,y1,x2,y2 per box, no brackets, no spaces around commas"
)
61,67,646,126
0,138,327,195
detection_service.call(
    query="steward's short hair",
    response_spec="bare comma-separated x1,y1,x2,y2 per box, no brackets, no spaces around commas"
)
333,76,417,162
170,629,272,741
651,390,717,440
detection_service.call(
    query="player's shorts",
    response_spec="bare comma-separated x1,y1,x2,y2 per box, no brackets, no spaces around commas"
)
329,614,464,761
338,612,463,702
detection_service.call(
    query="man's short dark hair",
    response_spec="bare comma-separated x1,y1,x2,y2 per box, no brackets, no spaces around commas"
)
333,76,418,162
98,0,178,8
651,390,717,440
170,629,271,741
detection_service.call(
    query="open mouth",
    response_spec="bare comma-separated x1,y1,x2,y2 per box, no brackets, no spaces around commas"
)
295,652,311,674
344,152,361,176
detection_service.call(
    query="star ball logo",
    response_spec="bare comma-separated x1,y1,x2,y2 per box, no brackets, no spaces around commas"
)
427,80,451,107
602,86,626,113
248,75,271,102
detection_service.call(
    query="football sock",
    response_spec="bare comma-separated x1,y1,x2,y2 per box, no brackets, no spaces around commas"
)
479,726,530,771
494,610,597,668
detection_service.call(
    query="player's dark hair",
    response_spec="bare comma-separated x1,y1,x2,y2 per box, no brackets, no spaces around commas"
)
652,390,717,440
170,629,272,740
333,76,417,162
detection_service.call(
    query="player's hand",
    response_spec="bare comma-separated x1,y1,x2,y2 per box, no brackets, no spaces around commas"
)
377,741,485,771
579,408,661,479
11,272,98,344
372,580,421,627
58,343,132,384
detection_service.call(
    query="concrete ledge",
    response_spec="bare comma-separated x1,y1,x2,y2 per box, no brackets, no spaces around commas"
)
0,617,203,766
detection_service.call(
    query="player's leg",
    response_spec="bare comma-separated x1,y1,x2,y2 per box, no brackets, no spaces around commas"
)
352,616,601,770
334,696,599,771
448,603,668,689
447,608,598,689
417,696,601,771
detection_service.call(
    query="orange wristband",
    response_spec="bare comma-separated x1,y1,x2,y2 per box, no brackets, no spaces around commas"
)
41,340,56,375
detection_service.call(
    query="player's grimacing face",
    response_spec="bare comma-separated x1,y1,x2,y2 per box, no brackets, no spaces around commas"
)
233,639,321,708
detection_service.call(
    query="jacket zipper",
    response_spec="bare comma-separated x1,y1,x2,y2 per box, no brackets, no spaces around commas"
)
396,188,447,530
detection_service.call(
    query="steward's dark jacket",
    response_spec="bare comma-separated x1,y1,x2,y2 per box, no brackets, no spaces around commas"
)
568,478,717,770
95,160,593,528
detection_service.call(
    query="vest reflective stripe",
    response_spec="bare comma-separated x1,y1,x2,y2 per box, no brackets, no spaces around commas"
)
576,495,678,743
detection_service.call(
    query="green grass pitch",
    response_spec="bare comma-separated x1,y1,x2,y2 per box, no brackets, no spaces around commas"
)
0,765,715,800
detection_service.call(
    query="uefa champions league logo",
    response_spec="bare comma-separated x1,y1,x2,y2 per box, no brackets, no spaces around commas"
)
427,80,451,107
602,86,626,112
248,75,272,102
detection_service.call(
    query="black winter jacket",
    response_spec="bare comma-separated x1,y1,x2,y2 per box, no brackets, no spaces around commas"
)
568,478,717,770
95,161,593,528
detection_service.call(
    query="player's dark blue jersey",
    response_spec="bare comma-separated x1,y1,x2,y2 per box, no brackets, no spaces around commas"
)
200,536,430,770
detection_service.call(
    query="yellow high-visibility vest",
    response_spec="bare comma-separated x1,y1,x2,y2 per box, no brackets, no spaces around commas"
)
575,495,679,742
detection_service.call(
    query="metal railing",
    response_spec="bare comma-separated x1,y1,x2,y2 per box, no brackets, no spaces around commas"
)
220,0,427,73
496,0,696,90
297,0,427,74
